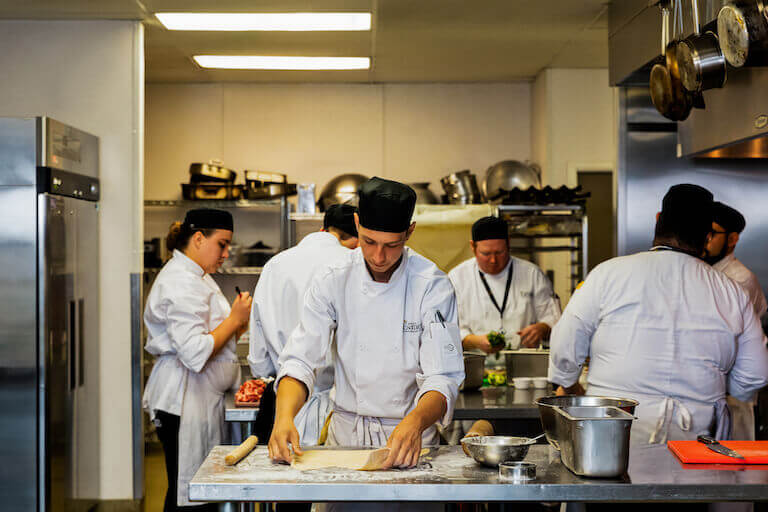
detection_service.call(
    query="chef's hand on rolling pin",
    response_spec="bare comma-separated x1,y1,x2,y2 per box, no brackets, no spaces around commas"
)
518,322,550,348
268,417,302,464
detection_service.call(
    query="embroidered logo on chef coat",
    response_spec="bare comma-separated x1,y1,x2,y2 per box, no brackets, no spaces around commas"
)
403,321,422,333
520,291,533,298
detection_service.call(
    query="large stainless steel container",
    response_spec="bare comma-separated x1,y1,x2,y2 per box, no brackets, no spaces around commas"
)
535,395,639,449
462,352,485,390
553,406,635,478
502,349,549,381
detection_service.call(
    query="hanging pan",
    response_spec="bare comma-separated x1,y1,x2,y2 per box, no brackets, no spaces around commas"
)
717,0,768,68
677,0,727,92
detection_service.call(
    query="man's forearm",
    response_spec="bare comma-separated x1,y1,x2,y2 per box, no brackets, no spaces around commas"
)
274,376,309,421
406,390,447,431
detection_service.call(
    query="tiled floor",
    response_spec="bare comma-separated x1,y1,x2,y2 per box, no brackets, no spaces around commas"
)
144,443,167,512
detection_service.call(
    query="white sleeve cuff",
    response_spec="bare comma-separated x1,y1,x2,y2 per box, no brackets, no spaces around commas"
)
181,334,215,373
276,359,316,399
415,374,461,428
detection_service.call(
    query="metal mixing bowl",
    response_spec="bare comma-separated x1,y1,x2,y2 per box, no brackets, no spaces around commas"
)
483,160,541,200
317,173,369,211
460,436,533,467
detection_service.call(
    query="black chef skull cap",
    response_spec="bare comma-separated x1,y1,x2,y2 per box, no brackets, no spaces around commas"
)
323,204,358,237
357,177,416,233
183,208,234,232
472,216,509,242
712,201,746,234
655,183,713,254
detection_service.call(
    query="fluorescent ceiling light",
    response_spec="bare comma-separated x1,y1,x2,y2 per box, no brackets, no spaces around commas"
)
194,56,371,70
156,12,371,31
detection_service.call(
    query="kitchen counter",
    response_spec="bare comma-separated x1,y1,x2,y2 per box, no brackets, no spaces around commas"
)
454,386,550,420
189,444,768,503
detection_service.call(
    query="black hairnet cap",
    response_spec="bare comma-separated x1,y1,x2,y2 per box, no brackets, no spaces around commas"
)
357,177,416,233
324,204,358,237
472,216,509,241
712,201,746,233
184,208,233,232
657,183,713,244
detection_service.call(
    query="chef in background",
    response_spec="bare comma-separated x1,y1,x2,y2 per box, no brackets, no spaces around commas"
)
448,216,560,357
248,204,358,446
269,178,463,501
143,209,252,511
549,184,768,445
705,201,768,441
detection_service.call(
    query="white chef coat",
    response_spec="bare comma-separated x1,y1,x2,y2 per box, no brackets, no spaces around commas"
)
276,246,465,444
714,253,768,319
142,249,240,506
448,256,561,351
143,249,239,418
714,252,768,442
548,248,768,445
248,231,350,443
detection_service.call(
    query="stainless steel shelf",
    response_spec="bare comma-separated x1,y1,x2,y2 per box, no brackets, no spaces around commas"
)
216,267,263,275
144,199,283,209
508,233,583,238
509,246,579,253
498,204,584,212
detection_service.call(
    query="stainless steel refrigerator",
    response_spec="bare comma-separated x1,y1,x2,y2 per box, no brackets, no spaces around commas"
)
0,117,100,511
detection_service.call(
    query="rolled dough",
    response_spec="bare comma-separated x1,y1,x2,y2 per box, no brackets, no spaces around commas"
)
291,448,431,471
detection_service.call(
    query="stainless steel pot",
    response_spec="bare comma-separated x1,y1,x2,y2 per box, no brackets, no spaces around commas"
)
718,0,768,68
317,173,369,211
409,182,440,204
462,352,486,390
534,395,639,450
189,160,236,183
553,406,635,478
677,0,727,92
483,160,541,200
440,170,483,204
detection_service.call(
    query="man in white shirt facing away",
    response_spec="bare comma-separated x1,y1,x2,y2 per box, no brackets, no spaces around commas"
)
704,201,768,440
248,204,358,446
549,184,768,446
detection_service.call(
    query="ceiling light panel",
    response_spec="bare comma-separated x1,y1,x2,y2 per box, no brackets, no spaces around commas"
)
156,12,371,31
193,55,371,70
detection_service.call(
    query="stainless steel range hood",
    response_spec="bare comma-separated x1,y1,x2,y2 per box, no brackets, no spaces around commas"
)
610,0,768,158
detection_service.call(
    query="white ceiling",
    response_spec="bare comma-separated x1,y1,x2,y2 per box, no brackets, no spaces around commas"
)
0,0,610,83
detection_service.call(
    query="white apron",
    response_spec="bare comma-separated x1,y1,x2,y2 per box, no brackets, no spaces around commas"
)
177,359,240,506
295,388,334,446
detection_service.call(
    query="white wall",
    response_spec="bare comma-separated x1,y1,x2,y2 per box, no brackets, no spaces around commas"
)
145,82,531,200
531,68,617,303
0,20,143,500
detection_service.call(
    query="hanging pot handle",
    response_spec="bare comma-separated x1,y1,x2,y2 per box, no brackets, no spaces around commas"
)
691,0,701,36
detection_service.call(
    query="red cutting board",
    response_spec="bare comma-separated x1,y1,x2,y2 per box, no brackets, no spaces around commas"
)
668,440,768,464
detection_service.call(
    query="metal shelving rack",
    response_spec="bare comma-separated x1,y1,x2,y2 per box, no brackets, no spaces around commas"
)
496,204,588,292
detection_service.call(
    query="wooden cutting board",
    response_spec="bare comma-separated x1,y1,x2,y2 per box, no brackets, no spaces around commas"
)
668,440,768,464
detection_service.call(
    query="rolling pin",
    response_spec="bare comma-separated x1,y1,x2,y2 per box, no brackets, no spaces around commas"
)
225,435,259,465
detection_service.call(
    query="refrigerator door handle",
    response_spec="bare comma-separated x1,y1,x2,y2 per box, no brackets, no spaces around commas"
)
68,299,76,391
78,298,84,387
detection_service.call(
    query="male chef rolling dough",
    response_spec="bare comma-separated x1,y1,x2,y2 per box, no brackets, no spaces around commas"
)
268,177,464,478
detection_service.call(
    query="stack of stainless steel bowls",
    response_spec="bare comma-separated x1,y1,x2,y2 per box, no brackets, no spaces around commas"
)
440,170,483,204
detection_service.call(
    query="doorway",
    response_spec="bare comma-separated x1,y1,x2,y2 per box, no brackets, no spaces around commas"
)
577,171,615,272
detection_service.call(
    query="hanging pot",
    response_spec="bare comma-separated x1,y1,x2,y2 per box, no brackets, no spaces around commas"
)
717,0,768,68
677,0,727,92
651,1,693,121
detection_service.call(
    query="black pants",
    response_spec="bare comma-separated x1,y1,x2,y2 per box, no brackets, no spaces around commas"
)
155,410,219,512
252,380,277,444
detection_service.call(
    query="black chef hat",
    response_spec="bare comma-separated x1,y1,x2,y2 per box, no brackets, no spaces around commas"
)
472,216,509,242
183,208,234,232
712,201,746,234
656,183,713,252
357,177,416,233
324,204,358,237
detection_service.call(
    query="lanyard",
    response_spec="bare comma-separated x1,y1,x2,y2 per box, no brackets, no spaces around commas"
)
478,262,514,321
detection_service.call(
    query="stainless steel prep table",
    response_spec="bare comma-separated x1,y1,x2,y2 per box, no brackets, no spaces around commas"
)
189,444,768,503
453,387,550,420
225,392,259,445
